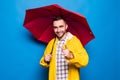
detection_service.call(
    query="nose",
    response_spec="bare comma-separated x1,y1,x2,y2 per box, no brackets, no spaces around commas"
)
57,27,60,32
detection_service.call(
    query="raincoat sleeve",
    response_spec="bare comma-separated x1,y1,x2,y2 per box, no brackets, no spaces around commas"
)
40,39,54,67
66,36,89,68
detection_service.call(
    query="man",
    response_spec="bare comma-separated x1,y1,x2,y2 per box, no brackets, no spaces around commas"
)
40,17,89,80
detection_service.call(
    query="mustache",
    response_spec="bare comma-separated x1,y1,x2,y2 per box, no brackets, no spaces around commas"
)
55,32,66,37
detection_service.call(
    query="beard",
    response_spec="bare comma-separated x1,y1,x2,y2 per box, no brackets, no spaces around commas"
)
55,31,66,40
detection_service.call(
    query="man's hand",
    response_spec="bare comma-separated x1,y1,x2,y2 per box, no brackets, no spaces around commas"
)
44,54,52,63
62,45,73,59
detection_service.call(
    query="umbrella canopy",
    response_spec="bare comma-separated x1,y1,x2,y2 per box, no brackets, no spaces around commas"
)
23,4,95,46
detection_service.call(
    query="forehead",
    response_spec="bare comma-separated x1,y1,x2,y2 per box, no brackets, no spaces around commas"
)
53,19,66,26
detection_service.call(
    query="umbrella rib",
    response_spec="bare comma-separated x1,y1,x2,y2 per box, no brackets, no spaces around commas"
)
39,22,53,36
24,17,52,26
66,19,90,31
42,7,60,19
62,11,88,27
68,23,80,38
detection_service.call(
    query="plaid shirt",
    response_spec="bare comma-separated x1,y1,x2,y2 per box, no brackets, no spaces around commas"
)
56,35,69,80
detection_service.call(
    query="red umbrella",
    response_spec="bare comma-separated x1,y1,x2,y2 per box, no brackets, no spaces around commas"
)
23,4,95,46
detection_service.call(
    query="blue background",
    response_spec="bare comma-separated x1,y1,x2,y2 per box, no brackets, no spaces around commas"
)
0,0,119,80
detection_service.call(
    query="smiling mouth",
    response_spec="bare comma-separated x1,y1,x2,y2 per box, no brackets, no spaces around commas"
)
57,32,63,35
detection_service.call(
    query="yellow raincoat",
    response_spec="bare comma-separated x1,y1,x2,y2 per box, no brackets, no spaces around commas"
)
40,35,89,80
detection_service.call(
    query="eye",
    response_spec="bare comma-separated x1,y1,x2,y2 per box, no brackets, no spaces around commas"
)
53,26,57,29
59,25,64,28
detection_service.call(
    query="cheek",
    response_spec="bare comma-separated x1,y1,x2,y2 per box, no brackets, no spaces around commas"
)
62,27,67,31
53,28,57,33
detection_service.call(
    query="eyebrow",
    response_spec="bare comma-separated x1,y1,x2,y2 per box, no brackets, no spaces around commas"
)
53,25,64,28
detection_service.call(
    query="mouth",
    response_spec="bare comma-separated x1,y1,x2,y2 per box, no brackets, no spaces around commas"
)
56,32,66,39
56,32,63,35
56,33,62,37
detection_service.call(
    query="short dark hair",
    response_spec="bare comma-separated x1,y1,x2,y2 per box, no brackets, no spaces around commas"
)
53,16,64,21
53,16,66,23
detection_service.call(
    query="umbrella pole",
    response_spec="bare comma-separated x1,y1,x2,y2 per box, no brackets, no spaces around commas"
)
50,37,56,55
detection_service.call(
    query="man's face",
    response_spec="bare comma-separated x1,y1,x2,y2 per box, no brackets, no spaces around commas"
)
53,19,68,39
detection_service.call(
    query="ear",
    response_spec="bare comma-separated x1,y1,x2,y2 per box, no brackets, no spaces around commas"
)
66,24,68,29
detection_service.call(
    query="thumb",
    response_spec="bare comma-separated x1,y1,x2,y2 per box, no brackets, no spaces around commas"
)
61,45,68,50
64,45,68,49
